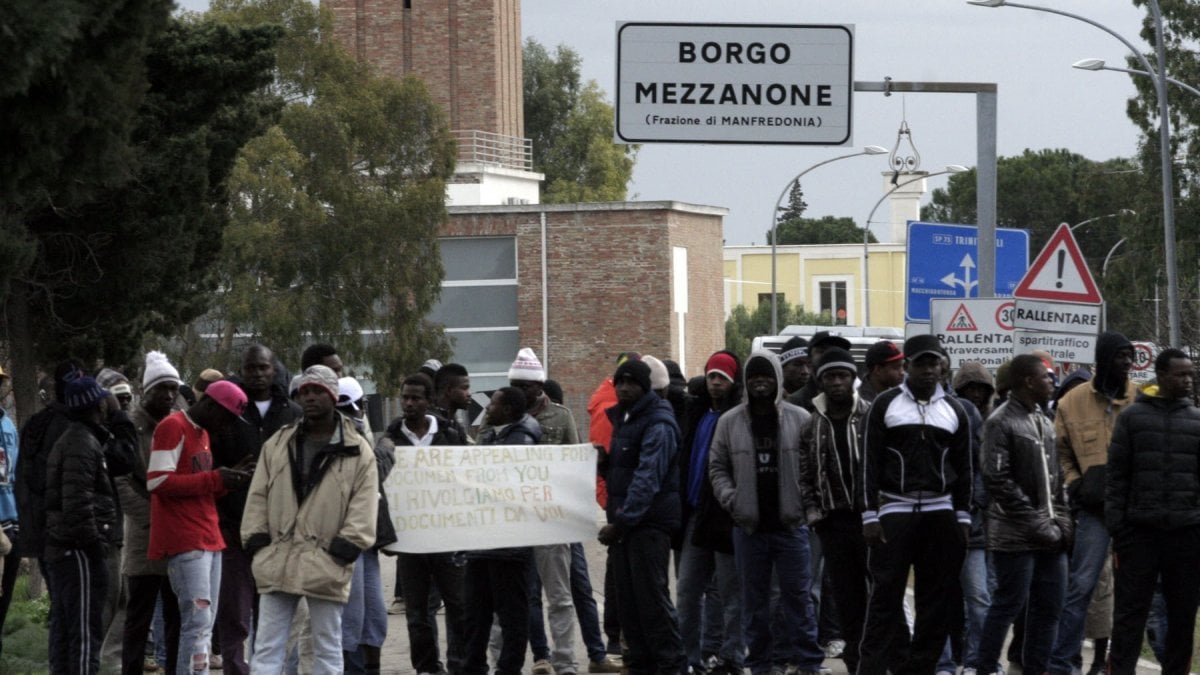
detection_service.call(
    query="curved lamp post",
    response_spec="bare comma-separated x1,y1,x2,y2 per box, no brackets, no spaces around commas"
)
862,165,969,326
769,145,888,334
1070,208,1137,232
968,0,1180,347
1073,59,1200,99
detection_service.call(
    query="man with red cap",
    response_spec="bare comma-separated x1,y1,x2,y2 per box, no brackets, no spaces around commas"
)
148,378,253,675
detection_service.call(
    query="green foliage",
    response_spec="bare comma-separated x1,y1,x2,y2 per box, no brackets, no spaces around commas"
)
724,299,829,362
776,180,808,224
0,574,51,671
772,215,877,245
524,39,637,203
186,0,456,392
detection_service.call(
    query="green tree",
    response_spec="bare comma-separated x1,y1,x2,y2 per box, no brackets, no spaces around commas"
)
1,8,278,418
192,0,456,392
524,39,637,202
776,180,808,223
772,216,877,246
724,298,829,362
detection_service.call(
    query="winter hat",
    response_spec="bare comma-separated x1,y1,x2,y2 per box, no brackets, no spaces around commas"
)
205,380,248,417
420,359,443,379
705,352,737,383
109,382,133,397
810,331,852,352
744,355,777,381
664,359,687,388
903,334,945,362
293,365,339,402
616,351,640,366
779,337,810,366
816,347,857,378
95,367,128,390
194,369,224,394
642,356,670,391
613,359,652,394
64,375,108,413
338,376,365,412
508,348,546,383
865,340,904,368
143,351,182,393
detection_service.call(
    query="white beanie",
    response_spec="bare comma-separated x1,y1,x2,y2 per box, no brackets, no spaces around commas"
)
642,355,670,391
508,347,546,382
143,350,181,393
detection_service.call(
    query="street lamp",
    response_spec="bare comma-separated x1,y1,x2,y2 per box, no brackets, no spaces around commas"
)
1073,59,1200,99
769,145,888,334
862,165,969,326
1070,209,1137,232
1103,238,1128,278
967,0,1181,347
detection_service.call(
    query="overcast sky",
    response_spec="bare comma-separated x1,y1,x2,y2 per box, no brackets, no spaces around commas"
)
179,0,1153,244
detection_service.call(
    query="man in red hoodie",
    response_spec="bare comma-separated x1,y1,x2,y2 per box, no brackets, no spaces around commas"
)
148,381,251,675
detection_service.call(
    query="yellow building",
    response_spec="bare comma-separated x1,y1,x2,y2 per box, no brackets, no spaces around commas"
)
723,243,909,330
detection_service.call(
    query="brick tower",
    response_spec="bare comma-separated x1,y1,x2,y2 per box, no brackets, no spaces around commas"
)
326,0,540,205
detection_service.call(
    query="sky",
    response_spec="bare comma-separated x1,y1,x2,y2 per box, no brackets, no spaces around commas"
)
178,0,1152,245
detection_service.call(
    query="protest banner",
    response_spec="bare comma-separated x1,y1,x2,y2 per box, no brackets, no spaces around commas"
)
382,443,598,554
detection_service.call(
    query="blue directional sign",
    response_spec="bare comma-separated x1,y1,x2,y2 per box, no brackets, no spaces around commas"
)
906,222,1030,322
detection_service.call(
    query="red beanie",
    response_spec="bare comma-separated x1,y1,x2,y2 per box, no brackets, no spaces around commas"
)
705,352,737,383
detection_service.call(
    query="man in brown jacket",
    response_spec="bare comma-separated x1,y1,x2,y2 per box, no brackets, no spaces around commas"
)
1048,332,1137,675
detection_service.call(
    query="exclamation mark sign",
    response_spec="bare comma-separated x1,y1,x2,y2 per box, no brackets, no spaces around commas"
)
1055,250,1065,288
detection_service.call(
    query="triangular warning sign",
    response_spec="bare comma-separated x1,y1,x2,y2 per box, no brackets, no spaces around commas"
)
1013,223,1103,304
945,303,978,331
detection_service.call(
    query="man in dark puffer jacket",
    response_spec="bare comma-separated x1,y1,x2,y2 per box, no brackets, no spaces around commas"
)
1105,348,1200,674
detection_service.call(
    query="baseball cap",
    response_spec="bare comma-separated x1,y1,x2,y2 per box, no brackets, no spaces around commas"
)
810,331,852,352
903,334,946,362
865,340,904,368
205,380,248,417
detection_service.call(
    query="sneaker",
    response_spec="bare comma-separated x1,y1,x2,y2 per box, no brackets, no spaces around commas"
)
822,639,845,659
210,654,223,670
143,657,160,673
533,659,554,675
388,598,405,615
589,655,624,673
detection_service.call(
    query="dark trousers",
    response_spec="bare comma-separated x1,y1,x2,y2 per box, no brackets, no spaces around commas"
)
973,549,1067,673
48,548,108,675
603,550,621,653
1110,526,1200,675
0,537,21,657
217,534,255,675
398,552,467,673
611,527,684,675
463,557,529,675
123,575,180,675
859,510,965,675
816,511,870,673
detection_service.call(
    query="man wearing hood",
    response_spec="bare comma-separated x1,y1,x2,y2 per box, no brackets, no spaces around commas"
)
1104,348,1200,674
952,361,996,419
1048,332,1138,675
598,359,685,675
676,350,744,674
709,350,825,675
858,335,972,675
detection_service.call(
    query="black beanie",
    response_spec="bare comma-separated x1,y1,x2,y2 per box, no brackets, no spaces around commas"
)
816,347,857,378
613,359,652,394
745,355,776,380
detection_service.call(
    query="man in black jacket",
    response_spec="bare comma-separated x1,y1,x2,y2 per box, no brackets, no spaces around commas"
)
45,375,123,675
971,354,1071,674
599,359,685,675
858,335,972,675
385,373,468,675
1105,348,1200,674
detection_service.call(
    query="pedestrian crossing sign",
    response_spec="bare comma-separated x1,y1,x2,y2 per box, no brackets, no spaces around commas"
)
945,303,978,331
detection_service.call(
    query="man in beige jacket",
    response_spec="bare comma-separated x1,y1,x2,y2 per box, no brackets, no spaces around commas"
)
242,365,377,675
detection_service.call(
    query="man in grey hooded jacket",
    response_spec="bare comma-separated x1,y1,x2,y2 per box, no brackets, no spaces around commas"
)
709,350,825,675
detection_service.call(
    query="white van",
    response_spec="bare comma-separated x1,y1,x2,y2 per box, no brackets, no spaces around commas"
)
752,325,904,376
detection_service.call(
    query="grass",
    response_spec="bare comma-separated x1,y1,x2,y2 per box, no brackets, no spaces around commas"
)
0,574,49,674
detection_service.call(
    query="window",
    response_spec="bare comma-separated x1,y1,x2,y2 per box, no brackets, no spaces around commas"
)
434,237,518,391
818,281,848,326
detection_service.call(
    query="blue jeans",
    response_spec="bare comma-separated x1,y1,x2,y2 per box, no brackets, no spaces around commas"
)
734,526,824,673
569,542,608,662
253,592,345,674
1049,511,1109,675
342,550,386,664
168,549,221,675
677,517,743,668
937,548,994,671
974,550,1067,673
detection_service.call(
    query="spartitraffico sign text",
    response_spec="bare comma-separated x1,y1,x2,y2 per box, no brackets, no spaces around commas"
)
615,22,854,144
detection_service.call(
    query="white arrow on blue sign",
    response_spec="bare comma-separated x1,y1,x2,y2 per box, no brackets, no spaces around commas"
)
905,222,1030,322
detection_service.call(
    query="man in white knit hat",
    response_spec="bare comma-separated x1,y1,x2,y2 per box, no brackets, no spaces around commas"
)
508,347,582,675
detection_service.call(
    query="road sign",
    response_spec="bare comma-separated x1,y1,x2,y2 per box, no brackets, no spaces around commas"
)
905,322,931,341
931,298,1015,369
1013,223,1102,304
906,222,1030,322
1129,341,1157,384
615,23,854,144
1013,299,1102,335
1013,330,1098,365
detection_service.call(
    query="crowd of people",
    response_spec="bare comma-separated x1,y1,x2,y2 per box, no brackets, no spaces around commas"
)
0,327,1196,675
